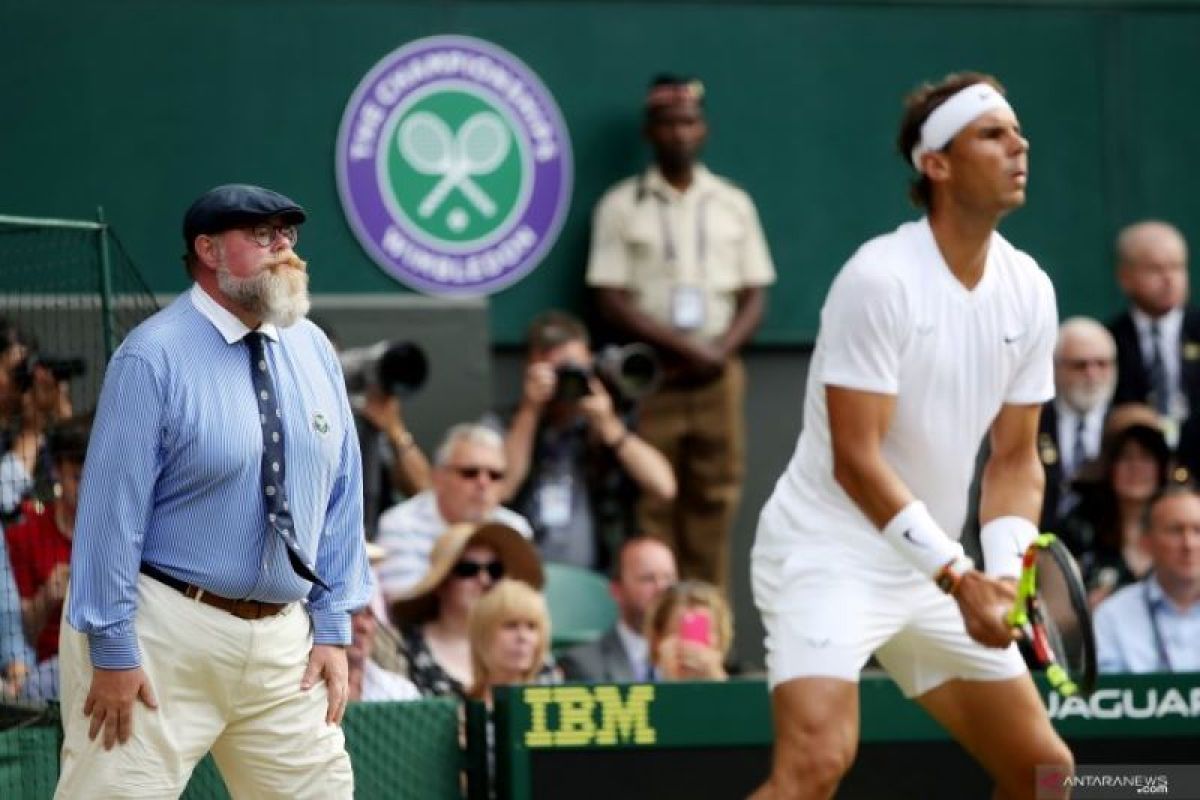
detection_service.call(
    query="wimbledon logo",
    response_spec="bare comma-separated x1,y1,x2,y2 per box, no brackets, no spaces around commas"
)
335,35,573,296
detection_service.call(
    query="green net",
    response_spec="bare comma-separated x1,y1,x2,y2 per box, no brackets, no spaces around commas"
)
0,699,464,800
1,214,158,725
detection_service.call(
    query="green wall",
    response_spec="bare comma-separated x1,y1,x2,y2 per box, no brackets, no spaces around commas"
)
2,0,1199,343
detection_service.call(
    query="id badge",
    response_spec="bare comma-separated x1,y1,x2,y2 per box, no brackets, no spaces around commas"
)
670,284,706,331
537,476,573,527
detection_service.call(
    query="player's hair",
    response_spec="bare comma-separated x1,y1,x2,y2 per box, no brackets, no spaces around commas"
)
896,71,1007,209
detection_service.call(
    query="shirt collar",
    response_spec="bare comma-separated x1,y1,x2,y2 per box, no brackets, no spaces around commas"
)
642,164,714,201
1131,305,1183,341
189,283,280,344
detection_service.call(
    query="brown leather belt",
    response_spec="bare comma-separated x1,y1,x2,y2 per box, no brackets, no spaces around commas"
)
140,563,288,621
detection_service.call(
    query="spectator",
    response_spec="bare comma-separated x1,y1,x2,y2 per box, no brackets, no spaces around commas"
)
646,579,731,681
376,423,531,601
1039,317,1116,528
1108,221,1200,476
347,607,421,703
466,578,558,701
1094,484,1200,673
0,353,74,519
1060,412,1171,606
587,74,776,590
391,522,543,700
559,536,678,682
1,534,33,699
502,311,675,571
4,417,89,698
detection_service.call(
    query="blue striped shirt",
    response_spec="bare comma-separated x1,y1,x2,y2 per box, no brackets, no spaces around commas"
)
67,285,373,669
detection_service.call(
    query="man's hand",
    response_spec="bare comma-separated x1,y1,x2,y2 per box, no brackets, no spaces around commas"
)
2,660,29,698
674,338,727,380
952,572,1018,649
520,362,557,411
358,385,404,437
301,644,349,725
577,377,620,434
83,667,158,750
43,562,70,605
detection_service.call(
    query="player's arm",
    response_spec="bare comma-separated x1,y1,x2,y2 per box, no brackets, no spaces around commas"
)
978,402,1045,580
828,385,1014,647
826,385,912,527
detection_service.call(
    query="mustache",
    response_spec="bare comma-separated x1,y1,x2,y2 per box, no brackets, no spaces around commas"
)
263,251,307,272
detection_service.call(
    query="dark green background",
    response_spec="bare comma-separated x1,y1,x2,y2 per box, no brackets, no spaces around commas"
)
4,0,1199,343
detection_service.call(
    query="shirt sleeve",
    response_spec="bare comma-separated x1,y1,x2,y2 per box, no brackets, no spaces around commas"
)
736,194,776,287
307,349,373,646
1005,268,1058,405
817,259,905,395
67,352,165,669
0,535,35,670
585,189,632,288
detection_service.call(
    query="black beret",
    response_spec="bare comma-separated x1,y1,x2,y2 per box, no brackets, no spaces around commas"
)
183,184,306,250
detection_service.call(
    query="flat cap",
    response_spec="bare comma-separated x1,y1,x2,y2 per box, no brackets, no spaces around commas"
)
183,184,306,250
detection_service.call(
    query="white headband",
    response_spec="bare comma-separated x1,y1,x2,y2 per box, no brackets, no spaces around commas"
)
909,82,1013,170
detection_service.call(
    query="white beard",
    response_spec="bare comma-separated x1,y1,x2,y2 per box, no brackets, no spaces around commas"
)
217,261,311,328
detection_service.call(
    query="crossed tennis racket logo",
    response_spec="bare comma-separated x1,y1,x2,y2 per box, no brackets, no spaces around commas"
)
397,110,511,221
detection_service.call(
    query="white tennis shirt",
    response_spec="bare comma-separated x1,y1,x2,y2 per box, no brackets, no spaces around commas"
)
756,218,1057,567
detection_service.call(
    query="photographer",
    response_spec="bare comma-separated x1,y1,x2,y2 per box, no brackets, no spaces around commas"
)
503,311,675,572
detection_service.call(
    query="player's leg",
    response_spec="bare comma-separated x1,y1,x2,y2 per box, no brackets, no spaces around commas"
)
915,676,1072,800
876,579,1072,800
210,605,353,800
749,676,859,800
749,539,898,800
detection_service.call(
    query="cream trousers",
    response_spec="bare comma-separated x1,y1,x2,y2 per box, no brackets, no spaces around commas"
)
56,574,353,799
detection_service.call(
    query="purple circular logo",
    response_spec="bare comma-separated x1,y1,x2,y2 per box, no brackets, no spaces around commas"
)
335,36,573,296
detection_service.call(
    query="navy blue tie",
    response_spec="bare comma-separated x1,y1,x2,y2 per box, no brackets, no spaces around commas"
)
1148,322,1171,415
245,331,329,590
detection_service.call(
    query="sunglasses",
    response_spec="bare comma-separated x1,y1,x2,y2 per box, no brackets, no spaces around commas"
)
450,465,505,482
452,559,505,581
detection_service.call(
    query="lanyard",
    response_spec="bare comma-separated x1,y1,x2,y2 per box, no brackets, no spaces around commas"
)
1143,578,1173,672
655,192,710,279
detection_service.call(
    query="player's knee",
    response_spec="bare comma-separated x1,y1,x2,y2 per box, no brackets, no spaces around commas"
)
774,740,854,798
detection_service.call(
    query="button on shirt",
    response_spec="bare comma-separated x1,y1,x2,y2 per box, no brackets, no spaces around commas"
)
67,285,373,669
586,165,776,342
1093,576,1200,673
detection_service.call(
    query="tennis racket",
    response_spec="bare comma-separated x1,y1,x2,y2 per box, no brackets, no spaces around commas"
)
1006,533,1097,698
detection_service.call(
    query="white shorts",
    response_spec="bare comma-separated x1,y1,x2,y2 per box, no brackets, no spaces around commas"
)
751,544,1026,698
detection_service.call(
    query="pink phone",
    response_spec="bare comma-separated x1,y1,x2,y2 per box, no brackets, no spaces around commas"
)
678,608,713,647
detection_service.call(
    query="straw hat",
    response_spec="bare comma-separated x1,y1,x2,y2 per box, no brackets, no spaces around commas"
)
390,522,544,625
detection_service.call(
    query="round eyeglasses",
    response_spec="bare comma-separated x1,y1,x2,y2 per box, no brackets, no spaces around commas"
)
245,223,299,248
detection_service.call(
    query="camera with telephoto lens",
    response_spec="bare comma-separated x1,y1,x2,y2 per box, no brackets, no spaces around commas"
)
12,354,87,393
339,340,428,398
552,343,661,404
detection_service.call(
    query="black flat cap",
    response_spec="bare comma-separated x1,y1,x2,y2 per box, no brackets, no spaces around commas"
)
183,184,306,251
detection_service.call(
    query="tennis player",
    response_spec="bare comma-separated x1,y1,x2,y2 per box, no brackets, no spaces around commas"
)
749,73,1074,799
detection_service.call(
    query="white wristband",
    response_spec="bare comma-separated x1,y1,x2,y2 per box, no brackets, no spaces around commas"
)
880,501,966,578
980,516,1039,579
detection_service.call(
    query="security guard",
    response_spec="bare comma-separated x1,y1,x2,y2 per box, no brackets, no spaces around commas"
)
587,74,776,591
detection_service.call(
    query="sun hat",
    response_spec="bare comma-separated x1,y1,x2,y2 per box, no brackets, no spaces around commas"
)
390,522,543,625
